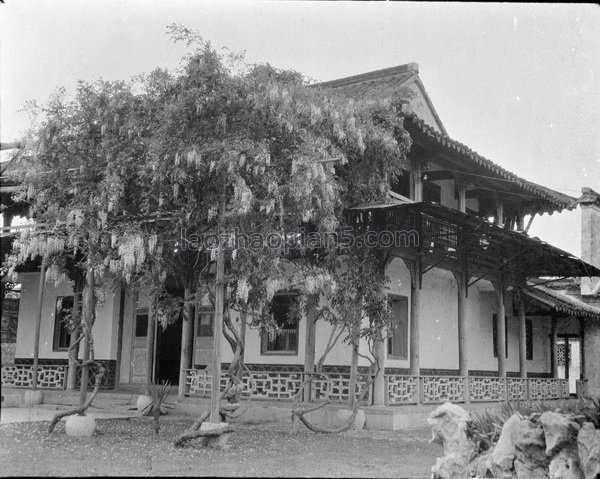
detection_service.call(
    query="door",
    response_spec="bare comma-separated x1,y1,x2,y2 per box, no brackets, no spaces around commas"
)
130,307,149,384
194,307,214,370
155,316,182,385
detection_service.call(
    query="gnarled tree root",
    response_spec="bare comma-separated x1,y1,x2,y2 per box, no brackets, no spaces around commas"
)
292,400,360,434
173,411,234,448
47,363,106,434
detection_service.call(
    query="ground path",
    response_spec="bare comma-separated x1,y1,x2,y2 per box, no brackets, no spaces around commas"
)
0,413,439,477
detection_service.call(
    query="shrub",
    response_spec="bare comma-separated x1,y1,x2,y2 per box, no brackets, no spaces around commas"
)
143,381,175,434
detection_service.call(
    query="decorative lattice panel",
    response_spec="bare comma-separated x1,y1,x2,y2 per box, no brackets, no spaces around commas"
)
469,377,506,402
313,374,371,404
248,372,302,400
576,380,588,399
1,364,66,389
561,380,570,398
185,370,228,397
507,379,528,401
557,343,571,367
529,378,568,400
185,369,303,400
386,375,418,405
422,376,465,403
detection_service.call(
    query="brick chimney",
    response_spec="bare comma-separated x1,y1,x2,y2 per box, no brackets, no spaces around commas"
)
578,187,600,296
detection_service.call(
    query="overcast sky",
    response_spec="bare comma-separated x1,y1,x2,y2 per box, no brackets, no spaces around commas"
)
1,1,599,257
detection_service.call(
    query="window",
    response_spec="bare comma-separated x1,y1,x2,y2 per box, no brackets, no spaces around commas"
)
1,294,20,344
526,318,533,360
387,296,409,359
492,314,508,358
53,296,74,351
196,308,213,337
261,294,299,354
135,309,149,337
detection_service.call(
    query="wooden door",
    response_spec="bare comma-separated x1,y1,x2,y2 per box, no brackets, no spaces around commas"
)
194,307,214,370
130,307,149,384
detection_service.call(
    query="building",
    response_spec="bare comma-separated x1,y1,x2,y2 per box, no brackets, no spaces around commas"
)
2,64,599,408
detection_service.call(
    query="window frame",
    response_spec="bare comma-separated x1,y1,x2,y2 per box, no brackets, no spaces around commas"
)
260,293,299,356
134,307,149,338
526,318,533,360
387,295,409,360
196,306,214,338
52,295,75,352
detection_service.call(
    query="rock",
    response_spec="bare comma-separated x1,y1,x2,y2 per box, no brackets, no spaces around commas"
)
468,449,493,478
65,414,96,437
23,389,44,406
549,448,584,479
427,402,475,479
539,411,581,456
336,409,366,430
136,394,153,413
513,419,549,479
491,413,521,475
577,422,600,479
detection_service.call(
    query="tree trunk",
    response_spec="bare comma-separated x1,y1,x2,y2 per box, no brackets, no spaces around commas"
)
237,310,247,382
210,250,225,422
79,265,95,406
178,283,194,397
145,298,156,394
303,294,318,402
348,334,359,409
32,262,47,391
67,292,81,390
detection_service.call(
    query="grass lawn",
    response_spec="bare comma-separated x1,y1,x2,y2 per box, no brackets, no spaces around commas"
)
0,416,439,477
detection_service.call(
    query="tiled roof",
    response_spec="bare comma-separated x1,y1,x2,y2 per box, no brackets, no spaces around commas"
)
525,284,600,320
404,114,577,212
314,63,576,214
316,63,419,99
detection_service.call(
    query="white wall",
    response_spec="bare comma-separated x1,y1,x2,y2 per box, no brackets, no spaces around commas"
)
14,272,118,361
233,295,356,368
382,261,552,376
464,287,551,375
408,83,443,133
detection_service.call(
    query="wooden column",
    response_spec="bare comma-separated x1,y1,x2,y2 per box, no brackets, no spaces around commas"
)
495,198,504,228
495,279,507,378
516,208,525,231
551,315,558,378
579,317,585,380
178,285,194,397
457,179,467,213
210,249,225,423
454,272,468,377
303,294,318,402
411,160,423,202
113,285,125,390
144,297,155,394
517,288,527,378
32,262,47,391
409,260,422,376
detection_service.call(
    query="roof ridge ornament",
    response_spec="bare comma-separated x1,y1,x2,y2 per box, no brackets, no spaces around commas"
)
577,187,600,207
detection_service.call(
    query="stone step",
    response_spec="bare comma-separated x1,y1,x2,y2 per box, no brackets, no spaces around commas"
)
1,392,24,407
